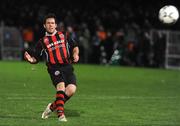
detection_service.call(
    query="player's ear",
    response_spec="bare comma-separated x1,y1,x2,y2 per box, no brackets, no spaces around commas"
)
43,24,46,28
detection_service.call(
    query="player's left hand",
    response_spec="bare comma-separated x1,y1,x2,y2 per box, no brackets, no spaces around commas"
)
73,54,79,63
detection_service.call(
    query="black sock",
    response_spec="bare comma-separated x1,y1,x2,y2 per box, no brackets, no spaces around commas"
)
64,93,70,103
56,90,65,117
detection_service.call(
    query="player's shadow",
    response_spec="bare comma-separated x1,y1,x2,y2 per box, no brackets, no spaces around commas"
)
65,108,81,117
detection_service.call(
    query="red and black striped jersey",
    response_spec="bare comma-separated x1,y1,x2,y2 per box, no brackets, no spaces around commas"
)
32,31,78,65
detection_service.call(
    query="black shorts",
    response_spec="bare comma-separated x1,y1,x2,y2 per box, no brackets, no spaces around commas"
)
47,64,76,87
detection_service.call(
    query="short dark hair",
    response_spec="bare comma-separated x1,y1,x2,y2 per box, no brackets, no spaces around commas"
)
43,13,58,24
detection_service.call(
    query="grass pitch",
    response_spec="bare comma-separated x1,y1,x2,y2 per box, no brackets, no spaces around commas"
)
0,61,180,126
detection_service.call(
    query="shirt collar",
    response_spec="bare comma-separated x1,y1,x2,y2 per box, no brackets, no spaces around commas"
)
45,30,57,36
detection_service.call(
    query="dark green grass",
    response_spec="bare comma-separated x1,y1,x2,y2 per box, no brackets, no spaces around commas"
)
0,61,180,126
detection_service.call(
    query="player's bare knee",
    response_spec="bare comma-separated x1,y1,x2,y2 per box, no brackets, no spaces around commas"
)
56,82,65,91
70,87,76,95
66,84,76,96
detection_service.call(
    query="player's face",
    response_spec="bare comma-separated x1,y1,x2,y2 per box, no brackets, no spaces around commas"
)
44,18,57,34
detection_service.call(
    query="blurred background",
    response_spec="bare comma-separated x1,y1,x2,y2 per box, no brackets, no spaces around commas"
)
0,0,180,69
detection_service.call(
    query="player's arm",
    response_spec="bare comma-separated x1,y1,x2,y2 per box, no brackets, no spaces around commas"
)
66,31,80,63
68,36,79,63
72,46,79,63
24,39,43,64
24,51,38,64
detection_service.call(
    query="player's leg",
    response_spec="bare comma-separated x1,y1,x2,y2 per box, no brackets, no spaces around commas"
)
64,84,77,103
47,84,76,114
42,82,67,121
41,82,66,120
55,82,67,122
42,68,67,121
64,64,77,103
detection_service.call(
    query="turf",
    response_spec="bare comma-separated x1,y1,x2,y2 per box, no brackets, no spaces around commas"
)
0,61,180,126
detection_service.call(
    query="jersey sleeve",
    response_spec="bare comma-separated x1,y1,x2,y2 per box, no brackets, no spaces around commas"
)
67,33,78,49
27,39,44,62
65,33,79,61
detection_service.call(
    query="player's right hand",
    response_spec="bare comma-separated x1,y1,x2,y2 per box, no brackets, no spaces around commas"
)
24,51,34,62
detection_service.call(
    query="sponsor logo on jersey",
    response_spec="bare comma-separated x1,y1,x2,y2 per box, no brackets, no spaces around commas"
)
47,40,65,49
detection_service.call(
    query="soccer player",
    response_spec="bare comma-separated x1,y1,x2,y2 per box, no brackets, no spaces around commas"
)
24,13,79,122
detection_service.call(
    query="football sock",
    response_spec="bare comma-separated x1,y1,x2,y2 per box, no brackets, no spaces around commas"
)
49,92,70,112
56,90,65,117
64,93,70,103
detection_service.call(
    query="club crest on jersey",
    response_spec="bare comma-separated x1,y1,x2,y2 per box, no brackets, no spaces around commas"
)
55,70,60,76
59,34,64,38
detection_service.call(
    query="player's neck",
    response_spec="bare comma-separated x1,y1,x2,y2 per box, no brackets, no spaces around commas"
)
45,30,57,36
